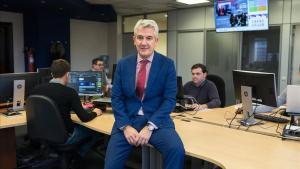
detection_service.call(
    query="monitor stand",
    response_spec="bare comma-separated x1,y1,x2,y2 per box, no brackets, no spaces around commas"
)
12,80,25,111
239,86,260,126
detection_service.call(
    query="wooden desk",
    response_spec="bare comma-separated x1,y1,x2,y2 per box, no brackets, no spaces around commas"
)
71,113,113,135
175,106,289,137
1,108,299,169
174,118,300,169
0,111,26,169
71,110,300,169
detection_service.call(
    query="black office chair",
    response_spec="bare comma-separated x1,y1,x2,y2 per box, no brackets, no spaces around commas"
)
25,95,81,169
206,74,226,108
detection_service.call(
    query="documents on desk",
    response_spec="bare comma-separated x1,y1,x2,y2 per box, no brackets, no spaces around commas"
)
282,124,300,141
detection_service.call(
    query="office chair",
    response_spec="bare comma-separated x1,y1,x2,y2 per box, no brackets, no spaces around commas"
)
206,74,226,108
25,95,82,169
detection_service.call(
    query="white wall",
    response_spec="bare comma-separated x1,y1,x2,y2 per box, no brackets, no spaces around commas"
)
0,11,24,73
70,19,117,71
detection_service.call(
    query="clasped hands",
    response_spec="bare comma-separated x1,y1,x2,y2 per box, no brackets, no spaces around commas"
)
123,125,152,146
191,103,208,111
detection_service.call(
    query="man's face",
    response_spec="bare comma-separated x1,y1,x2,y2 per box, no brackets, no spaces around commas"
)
92,61,104,71
133,27,158,58
191,68,207,85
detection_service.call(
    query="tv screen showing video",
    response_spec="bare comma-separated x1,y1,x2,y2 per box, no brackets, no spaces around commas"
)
214,0,269,32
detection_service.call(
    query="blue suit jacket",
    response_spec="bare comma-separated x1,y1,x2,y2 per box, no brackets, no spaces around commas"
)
111,51,177,134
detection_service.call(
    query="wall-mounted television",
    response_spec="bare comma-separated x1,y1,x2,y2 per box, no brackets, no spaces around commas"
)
214,0,269,32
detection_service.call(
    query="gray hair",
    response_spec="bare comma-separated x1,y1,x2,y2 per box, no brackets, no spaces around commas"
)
134,19,159,38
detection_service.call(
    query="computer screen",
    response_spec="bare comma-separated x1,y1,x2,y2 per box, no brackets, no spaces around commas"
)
214,0,269,32
67,71,103,96
111,64,117,85
37,67,52,84
0,72,40,104
176,76,184,99
232,70,277,107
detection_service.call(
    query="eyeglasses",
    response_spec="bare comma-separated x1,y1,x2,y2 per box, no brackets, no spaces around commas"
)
96,64,104,66
135,35,155,42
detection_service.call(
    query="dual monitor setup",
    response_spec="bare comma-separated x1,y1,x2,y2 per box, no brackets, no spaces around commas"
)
0,69,109,114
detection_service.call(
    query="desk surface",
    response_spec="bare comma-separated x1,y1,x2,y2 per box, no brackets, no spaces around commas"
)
1,108,299,169
71,107,300,169
0,111,26,129
176,106,289,137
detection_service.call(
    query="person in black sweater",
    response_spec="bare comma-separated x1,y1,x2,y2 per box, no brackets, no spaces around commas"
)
184,63,221,110
31,59,102,157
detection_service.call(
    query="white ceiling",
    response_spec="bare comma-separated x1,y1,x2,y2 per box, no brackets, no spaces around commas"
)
86,0,213,16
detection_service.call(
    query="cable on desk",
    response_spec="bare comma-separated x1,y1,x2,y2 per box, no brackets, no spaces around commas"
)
275,123,282,135
224,111,242,128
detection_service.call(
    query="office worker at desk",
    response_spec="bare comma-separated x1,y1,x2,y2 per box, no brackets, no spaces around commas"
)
31,59,102,157
91,57,110,94
184,63,221,110
104,19,185,169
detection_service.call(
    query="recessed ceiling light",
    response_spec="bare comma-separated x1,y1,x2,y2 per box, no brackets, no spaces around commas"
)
176,0,210,5
59,7,63,10
40,0,46,4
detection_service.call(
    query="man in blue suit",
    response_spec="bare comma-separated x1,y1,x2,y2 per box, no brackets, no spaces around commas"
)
104,19,185,169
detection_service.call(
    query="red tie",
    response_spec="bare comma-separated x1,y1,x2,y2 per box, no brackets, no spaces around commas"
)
136,59,149,99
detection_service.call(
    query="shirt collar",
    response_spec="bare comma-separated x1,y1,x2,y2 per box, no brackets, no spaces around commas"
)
194,79,206,87
50,78,65,85
137,52,154,63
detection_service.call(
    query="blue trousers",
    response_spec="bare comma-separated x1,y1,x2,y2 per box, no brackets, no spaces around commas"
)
65,124,102,157
104,116,185,169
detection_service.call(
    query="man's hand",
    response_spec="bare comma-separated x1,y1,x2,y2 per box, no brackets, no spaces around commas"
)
124,125,139,146
137,126,153,146
192,104,208,111
93,108,102,116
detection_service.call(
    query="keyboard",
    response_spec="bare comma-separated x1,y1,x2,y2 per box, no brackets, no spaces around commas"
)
254,113,290,123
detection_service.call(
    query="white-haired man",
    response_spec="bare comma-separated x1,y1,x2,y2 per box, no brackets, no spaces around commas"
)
104,19,185,169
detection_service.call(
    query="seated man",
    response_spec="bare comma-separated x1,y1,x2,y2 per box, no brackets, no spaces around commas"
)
31,59,102,157
184,63,221,110
91,57,110,95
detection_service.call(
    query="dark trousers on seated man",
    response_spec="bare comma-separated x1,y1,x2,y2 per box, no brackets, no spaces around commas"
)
105,115,184,169
65,124,102,157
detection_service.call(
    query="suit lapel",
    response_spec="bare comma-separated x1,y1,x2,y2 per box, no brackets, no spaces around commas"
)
145,52,162,97
127,55,137,96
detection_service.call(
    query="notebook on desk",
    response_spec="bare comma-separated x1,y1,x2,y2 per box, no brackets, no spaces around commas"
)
286,85,300,114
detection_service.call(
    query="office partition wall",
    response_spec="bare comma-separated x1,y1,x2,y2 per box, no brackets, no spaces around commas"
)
177,31,204,85
122,33,136,57
206,31,239,105
291,25,300,84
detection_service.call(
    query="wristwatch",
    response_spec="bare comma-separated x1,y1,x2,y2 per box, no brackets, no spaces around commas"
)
146,123,155,131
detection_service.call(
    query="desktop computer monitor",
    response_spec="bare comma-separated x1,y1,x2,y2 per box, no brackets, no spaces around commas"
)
232,70,277,125
111,64,117,85
0,72,40,108
37,67,52,84
176,76,184,99
67,71,103,96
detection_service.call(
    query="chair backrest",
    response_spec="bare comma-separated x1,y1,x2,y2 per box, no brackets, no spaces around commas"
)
26,95,68,144
206,74,226,107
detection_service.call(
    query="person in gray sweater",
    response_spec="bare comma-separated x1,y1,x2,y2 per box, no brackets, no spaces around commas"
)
184,63,221,110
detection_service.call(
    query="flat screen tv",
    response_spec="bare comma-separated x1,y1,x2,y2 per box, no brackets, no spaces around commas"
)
214,0,269,32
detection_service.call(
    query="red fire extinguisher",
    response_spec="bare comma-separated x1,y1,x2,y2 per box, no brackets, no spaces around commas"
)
25,47,35,72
